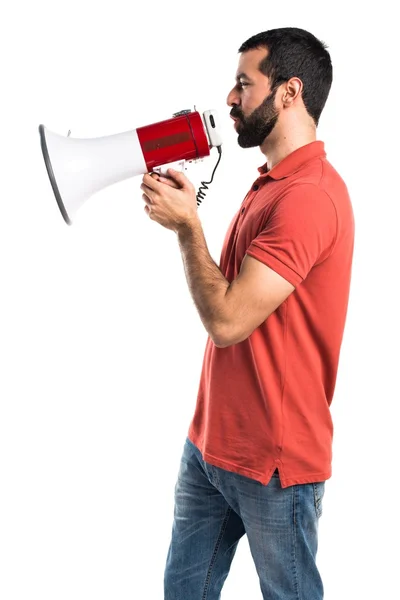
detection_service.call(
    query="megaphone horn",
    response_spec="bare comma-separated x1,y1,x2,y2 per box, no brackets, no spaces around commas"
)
39,109,222,225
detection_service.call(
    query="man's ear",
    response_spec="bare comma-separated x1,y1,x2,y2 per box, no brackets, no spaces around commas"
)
282,77,303,106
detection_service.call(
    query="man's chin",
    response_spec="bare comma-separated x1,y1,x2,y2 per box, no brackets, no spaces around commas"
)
237,135,260,149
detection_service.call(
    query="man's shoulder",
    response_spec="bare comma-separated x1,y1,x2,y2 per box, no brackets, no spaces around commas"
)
285,156,349,201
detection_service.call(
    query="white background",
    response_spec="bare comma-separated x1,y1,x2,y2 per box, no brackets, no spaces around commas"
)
1,1,398,598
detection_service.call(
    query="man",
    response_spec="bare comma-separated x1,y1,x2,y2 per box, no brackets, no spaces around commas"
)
141,27,354,600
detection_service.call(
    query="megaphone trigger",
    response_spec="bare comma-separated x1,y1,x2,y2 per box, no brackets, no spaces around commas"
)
152,159,186,177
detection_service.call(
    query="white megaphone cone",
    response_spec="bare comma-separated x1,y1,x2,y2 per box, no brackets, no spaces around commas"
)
39,125,149,225
39,109,222,225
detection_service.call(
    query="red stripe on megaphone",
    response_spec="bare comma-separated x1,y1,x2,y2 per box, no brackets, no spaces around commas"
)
137,111,210,172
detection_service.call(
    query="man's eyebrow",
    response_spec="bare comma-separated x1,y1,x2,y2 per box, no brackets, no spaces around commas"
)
236,72,252,81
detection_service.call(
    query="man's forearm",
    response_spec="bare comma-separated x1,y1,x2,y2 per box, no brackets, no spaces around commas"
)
177,218,230,343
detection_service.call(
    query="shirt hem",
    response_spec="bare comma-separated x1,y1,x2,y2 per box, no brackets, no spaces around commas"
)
189,436,331,489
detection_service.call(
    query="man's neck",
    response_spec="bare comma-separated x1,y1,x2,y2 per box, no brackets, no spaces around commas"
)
260,122,317,170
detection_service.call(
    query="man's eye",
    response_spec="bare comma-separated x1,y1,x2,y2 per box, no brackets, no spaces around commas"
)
237,82,249,89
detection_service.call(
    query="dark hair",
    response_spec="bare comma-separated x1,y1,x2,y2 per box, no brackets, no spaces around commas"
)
238,28,332,126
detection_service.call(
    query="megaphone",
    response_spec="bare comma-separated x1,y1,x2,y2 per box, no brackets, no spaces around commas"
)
39,108,222,225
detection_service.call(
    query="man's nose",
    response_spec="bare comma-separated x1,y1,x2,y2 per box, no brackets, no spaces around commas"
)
226,87,240,107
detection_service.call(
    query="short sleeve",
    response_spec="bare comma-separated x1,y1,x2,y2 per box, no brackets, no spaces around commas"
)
246,184,337,287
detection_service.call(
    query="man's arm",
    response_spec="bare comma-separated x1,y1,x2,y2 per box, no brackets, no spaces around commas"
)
177,219,295,348
177,219,230,345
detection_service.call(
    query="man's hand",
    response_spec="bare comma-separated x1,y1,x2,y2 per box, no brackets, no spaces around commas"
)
141,169,199,233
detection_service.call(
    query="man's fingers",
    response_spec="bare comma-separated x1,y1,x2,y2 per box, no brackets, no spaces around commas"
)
167,168,191,190
142,193,152,204
150,172,180,189
143,173,161,190
158,175,180,189
141,182,156,198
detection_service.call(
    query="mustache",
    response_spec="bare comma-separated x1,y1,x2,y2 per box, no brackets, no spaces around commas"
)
230,108,244,120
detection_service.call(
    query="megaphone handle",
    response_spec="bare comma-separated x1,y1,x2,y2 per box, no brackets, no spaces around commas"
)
152,159,186,177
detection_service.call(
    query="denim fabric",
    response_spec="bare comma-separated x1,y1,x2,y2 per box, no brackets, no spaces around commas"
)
164,437,325,599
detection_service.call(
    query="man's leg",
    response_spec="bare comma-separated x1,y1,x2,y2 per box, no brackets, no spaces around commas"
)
235,473,325,600
164,438,246,600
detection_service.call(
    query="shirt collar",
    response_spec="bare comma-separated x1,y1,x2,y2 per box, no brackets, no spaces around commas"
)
257,140,326,180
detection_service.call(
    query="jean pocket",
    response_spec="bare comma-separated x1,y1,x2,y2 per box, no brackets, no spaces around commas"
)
312,481,325,518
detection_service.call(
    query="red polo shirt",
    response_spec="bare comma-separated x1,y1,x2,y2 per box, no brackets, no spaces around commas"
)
187,140,355,488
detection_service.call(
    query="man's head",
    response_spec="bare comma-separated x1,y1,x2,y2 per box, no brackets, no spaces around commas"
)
227,28,333,148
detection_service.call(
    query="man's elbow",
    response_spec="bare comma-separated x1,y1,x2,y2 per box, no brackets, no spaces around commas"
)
212,317,268,348
212,336,230,348
211,323,243,348
210,322,230,348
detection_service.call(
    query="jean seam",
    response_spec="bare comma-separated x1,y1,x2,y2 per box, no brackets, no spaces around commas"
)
312,483,323,518
202,506,233,600
291,485,301,600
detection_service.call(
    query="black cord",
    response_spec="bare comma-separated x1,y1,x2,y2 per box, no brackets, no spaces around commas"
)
196,146,222,207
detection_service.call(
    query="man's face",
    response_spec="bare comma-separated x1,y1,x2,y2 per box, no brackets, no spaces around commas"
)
227,47,279,148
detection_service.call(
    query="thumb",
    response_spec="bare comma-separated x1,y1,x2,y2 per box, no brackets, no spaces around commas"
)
167,168,191,189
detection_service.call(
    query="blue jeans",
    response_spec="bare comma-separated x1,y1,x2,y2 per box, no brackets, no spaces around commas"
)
164,437,325,600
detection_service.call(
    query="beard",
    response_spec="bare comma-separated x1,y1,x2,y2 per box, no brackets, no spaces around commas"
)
231,87,279,148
